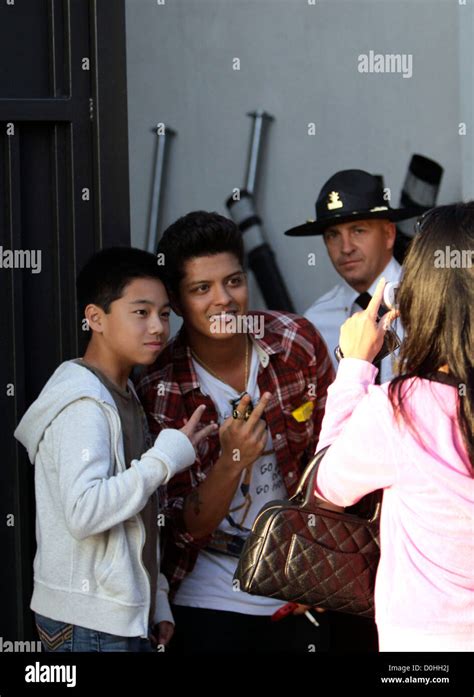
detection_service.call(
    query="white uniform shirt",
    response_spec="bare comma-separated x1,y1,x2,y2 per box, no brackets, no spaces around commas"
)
304,257,403,383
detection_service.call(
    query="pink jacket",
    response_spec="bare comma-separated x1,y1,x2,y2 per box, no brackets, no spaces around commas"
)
315,358,474,651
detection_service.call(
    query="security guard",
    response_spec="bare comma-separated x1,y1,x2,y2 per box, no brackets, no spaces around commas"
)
285,169,423,383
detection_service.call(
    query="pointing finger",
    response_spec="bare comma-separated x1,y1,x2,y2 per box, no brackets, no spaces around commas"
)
366,277,385,320
245,392,272,426
186,404,206,430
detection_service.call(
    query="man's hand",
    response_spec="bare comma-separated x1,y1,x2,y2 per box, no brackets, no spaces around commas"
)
339,277,399,363
291,603,327,615
181,393,272,540
218,392,272,474
150,621,174,649
180,404,219,449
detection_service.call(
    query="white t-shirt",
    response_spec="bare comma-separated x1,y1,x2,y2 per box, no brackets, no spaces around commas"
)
173,342,287,615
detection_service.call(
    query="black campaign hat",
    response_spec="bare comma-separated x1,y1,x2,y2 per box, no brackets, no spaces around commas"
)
284,169,425,237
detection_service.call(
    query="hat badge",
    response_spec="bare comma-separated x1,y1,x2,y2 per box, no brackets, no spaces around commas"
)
327,191,343,211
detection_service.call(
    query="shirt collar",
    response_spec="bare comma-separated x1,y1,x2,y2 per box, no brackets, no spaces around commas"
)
171,311,280,393
338,256,401,307
366,257,401,295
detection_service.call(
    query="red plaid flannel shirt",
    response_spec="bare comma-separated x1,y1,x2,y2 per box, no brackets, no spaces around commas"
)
136,310,335,596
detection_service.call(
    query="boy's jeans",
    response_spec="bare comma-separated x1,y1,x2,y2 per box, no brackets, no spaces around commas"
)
35,612,155,652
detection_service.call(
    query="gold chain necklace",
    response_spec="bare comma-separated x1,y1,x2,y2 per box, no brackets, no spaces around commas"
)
191,337,249,392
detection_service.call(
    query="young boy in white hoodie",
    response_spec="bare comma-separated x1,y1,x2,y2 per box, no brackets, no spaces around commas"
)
14,247,217,652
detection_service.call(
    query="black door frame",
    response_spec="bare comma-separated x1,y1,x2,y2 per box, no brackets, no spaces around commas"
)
0,0,131,640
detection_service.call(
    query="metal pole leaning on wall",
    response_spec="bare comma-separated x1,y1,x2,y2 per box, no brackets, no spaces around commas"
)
146,123,176,254
226,110,295,312
245,109,268,196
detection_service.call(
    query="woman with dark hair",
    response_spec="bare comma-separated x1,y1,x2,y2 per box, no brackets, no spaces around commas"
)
314,202,474,652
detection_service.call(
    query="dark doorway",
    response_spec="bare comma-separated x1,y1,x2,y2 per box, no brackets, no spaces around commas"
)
0,0,131,640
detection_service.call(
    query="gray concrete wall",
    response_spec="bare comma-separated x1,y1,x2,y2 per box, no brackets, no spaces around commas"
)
125,0,467,319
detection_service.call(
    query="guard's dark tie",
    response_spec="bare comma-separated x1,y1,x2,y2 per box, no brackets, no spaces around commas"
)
354,292,382,384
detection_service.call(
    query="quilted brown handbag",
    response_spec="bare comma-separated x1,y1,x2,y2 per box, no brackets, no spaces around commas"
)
233,447,381,618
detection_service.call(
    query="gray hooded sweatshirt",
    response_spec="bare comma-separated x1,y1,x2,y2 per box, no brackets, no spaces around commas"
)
14,360,196,638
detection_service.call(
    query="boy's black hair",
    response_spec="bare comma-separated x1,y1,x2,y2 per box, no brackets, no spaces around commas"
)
76,246,165,316
157,210,245,297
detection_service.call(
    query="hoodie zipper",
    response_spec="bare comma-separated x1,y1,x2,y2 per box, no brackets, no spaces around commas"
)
136,511,152,638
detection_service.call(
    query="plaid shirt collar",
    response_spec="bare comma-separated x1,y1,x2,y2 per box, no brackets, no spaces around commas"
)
171,311,285,393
